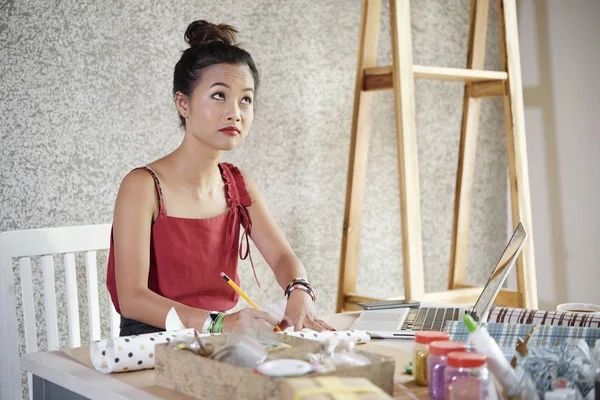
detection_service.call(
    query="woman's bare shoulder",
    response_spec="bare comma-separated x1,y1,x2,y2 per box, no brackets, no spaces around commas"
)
120,167,156,192
115,168,158,215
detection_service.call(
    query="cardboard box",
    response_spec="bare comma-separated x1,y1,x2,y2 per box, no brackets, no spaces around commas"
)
155,331,395,400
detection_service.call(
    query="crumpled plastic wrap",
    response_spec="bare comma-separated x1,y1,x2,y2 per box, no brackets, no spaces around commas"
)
514,339,596,399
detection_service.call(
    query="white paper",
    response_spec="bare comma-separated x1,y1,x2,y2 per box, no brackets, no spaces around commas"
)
262,300,286,322
280,329,371,344
165,307,187,331
263,301,371,344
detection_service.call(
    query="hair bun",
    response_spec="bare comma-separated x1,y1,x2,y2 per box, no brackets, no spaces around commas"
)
184,20,238,48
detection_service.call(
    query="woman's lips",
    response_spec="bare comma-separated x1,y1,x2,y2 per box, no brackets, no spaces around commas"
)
218,127,240,136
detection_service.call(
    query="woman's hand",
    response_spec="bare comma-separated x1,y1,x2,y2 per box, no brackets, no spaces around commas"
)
280,290,335,332
222,308,280,333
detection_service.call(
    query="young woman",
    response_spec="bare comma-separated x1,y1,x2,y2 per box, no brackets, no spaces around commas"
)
106,20,333,336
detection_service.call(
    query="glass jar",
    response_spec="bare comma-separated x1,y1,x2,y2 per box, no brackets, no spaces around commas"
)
413,331,450,386
428,341,468,400
445,351,490,400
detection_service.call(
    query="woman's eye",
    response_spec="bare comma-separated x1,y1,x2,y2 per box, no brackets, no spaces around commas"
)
212,92,225,100
241,96,253,105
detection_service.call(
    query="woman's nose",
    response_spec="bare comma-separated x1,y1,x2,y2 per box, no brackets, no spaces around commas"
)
226,105,241,122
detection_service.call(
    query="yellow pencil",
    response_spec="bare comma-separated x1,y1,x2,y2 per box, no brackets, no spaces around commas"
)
220,272,281,331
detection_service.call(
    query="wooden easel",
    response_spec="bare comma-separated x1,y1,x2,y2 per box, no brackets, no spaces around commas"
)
336,0,538,312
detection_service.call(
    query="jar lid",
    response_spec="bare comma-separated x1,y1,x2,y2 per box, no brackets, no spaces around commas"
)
447,351,487,368
429,340,467,356
414,331,450,344
256,359,313,377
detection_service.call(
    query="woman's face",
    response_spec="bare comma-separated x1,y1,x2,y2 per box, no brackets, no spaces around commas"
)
176,63,255,151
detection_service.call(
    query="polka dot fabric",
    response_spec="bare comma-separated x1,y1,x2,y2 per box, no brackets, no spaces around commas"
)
90,328,209,373
280,329,371,344
90,328,370,373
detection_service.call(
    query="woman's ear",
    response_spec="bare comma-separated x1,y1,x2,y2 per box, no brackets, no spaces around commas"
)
174,91,189,119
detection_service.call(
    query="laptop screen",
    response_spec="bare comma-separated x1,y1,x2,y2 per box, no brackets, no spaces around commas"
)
471,223,527,321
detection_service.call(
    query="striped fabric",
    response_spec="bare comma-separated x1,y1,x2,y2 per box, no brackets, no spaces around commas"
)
445,321,600,349
486,306,600,328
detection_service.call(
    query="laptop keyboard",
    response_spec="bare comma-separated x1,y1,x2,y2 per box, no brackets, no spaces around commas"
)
402,307,461,331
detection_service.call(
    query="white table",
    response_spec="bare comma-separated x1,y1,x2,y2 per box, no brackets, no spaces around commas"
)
21,312,421,399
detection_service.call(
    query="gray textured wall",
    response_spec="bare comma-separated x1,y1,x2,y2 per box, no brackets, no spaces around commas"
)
1,0,508,350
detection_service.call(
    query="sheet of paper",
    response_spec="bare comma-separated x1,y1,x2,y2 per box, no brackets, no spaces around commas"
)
280,329,371,344
165,307,187,331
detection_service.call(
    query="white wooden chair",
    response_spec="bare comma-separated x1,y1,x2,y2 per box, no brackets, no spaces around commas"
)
0,224,119,400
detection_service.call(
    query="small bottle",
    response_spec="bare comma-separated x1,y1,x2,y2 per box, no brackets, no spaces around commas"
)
445,351,490,400
428,340,467,400
413,331,450,386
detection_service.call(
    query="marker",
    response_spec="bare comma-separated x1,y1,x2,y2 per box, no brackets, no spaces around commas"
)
464,314,534,398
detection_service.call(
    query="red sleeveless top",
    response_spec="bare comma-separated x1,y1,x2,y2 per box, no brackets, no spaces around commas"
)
106,162,259,314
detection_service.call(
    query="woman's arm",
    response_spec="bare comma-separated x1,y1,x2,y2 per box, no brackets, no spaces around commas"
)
112,169,208,330
241,170,333,331
240,170,306,289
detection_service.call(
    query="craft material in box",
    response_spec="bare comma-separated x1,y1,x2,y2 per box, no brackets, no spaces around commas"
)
155,331,395,400
281,376,393,399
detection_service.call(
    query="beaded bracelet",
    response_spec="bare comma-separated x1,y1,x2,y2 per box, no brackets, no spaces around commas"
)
284,278,313,298
287,284,316,302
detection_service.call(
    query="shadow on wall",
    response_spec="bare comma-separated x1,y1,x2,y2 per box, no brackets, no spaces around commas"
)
520,0,567,309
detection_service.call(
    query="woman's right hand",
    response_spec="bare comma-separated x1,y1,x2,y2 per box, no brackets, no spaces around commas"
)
222,308,281,333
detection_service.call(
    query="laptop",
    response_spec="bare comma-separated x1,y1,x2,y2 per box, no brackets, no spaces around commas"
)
350,222,527,338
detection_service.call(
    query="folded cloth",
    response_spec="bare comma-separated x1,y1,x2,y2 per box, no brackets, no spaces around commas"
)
445,321,600,349
487,306,600,327
280,329,371,344
90,328,203,373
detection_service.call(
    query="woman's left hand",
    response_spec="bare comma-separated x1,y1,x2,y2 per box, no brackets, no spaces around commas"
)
279,290,335,332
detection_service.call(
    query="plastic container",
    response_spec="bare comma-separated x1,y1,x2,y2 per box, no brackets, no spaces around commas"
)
413,331,450,386
428,341,468,400
445,351,490,400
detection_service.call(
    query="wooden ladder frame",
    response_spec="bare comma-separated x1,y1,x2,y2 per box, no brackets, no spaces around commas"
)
336,0,538,312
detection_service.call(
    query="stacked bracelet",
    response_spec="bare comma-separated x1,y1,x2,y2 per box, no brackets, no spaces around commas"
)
201,312,215,333
209,312,226,334
284,278,316,302
288,284,316,302
284,278,311,295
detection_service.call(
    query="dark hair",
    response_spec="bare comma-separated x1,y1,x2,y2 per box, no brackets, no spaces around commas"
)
173,20,260,127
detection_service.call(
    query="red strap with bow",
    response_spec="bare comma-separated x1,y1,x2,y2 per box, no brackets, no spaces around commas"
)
234,202,261,288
